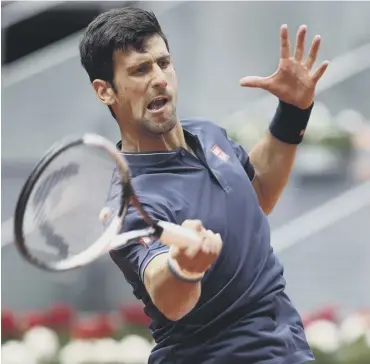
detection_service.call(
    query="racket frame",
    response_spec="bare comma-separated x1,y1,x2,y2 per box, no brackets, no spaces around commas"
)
13,134,132,271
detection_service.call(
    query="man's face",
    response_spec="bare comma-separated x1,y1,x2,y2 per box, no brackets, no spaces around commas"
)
112,35,178,135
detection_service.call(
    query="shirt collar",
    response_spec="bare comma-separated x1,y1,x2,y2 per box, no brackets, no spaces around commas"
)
115,126,199,166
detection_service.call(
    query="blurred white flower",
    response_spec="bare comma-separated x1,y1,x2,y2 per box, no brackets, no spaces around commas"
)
339,313,368,345
305,319,340,354
335,108,365,134
59,339,94,364
1,340,38,364
119,335,153,364
23,326,59,363
90,338,121,363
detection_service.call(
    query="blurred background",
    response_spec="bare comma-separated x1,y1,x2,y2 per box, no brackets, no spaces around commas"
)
2,1,370,363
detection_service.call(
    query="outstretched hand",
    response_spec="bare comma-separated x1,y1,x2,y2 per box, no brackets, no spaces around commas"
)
240,25,329,110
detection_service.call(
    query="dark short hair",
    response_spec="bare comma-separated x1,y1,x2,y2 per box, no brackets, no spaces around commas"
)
79,7,169,118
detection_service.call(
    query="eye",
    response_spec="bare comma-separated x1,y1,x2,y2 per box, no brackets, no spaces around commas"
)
135,64,149,74
158,58,170,69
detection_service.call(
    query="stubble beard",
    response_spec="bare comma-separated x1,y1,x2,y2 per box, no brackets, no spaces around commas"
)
140,106,178,136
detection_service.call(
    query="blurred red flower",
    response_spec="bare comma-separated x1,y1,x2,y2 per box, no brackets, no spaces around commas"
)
312,303,339,323
1,309,20,337
301,313,313,328
119,303,150,327
71,314,115,339
22,310,50,331
47,304,75,329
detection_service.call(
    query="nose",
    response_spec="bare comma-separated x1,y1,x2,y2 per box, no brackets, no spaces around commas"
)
152,65,167,88
157,80,168,88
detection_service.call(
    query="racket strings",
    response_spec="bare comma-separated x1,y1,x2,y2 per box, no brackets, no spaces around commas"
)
22,144,125,263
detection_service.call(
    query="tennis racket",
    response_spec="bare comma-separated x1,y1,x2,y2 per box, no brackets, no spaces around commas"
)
13,134,202,272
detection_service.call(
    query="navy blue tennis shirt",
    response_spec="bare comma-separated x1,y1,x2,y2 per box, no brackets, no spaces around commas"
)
107,118,314,364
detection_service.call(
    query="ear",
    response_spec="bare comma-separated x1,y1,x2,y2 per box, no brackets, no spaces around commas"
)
92,79,116,106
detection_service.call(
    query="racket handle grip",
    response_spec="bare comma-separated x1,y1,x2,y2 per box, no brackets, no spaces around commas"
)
155,221,202,249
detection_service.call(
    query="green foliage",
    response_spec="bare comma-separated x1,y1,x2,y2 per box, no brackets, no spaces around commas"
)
337,337,370,364
113,323,152,342
311,348,339,364
303,132,353,151
311,338,370,364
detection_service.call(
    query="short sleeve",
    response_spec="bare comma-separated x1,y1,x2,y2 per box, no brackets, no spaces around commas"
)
109,202,171,284
104,171,171,296
220,128,255,182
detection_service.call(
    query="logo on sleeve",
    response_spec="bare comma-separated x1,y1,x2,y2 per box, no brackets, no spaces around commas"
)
211,144,230,162
139,237,152,247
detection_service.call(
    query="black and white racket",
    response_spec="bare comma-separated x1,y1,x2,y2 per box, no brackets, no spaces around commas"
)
13,134,201,272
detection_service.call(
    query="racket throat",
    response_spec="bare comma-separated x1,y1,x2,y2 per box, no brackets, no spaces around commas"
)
151,220,164,239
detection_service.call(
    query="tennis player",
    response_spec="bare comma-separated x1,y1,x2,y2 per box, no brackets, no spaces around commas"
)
79,7,328,364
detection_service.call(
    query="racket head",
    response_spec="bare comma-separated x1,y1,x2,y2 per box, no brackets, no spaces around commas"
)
13,134,132,272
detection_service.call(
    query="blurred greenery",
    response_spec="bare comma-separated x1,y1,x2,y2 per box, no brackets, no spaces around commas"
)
311,348,340,364
227,122,353,153
337,337,370,364
113,323,152,342
303,133,353,151
311,337,370,364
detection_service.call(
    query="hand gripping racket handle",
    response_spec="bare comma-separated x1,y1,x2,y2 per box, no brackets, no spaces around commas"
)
154,221,202,249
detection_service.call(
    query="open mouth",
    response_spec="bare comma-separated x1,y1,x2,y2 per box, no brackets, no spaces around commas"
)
147,97,169,111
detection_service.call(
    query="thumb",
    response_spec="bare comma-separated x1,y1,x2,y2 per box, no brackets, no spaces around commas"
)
169,245,180,258
239,76,270,89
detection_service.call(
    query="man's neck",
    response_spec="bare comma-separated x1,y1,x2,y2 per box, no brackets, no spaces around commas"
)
120,122,188,153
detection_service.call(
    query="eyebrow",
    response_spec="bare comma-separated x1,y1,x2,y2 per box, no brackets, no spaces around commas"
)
127,54,171,71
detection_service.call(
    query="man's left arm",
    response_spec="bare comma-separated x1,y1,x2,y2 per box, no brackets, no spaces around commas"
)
248,101,313,215
238,24,329,214
249,133,296,215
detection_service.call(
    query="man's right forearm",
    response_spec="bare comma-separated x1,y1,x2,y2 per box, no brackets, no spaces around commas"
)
144,253,201,321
